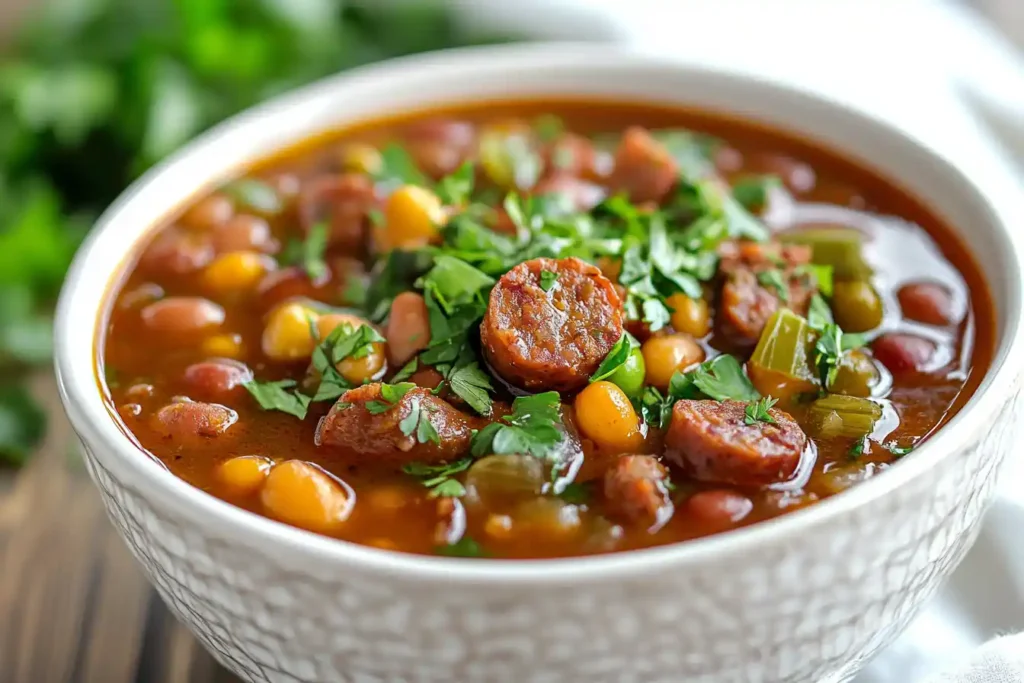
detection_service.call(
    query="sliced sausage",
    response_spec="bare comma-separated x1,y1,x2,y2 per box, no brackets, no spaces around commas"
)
718,241,816,346
664,399,806,486
603,455,673,527
480,256,623,393
151,401,237,442
316,383,475,464
297,173,377,251
607,127,678,204
402,118,476,179
183,359,253,400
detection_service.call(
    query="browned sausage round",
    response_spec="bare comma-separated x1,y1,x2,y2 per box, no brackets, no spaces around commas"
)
481,257,623,393
664,399,806,486
297,173,377,251
603,455,673,527
315,383,475,464
607,127,678,204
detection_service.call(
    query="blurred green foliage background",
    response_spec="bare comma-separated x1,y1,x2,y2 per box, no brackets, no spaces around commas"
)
0,0,512,463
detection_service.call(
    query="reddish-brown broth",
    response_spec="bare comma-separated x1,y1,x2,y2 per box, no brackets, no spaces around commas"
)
99,99,994,558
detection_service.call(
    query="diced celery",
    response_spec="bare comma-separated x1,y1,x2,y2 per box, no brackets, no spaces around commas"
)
747,309,819,405
779,227,872,280
807,394,883,439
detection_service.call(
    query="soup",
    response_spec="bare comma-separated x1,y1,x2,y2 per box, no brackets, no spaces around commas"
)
99,100,994,559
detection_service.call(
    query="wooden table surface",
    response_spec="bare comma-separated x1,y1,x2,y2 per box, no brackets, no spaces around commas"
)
0,375,238,683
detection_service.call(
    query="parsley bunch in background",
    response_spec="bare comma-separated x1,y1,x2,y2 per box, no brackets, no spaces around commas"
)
0,0,513,464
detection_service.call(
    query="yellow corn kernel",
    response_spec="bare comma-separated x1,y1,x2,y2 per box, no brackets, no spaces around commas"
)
318,312,387,383
340,142,383,175
376,185,445,252
262,301,319,361
365,486,407,514
203,251,274,296
218,455,273,496
202,333,246,359
484,514,514,540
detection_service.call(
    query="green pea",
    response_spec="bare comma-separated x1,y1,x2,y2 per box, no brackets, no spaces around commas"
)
608,347,646,398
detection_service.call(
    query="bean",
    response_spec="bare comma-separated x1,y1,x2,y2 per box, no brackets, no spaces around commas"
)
141,297,225,334
897,282,952,326
574,381,643,452
641,334,705,391
687,489,754,525
386,292,431,367
179,193,234,232
218,455,273,496
261,460,353,533
872,333,936,376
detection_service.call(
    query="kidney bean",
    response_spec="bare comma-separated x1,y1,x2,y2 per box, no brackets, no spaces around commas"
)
897,282,953,326
871,333,936,376
141,297,225,334
687,489,754,525
183,359,253,400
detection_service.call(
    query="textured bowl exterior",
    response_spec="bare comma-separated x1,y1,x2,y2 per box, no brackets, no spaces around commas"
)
55,45,1024,683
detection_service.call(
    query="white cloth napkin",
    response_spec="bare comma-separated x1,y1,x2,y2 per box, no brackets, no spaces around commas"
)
925,634,1024,683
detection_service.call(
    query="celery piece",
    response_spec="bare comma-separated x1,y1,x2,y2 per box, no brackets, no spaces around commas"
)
808,394,883,439
779,227,871,280
747,309,819,404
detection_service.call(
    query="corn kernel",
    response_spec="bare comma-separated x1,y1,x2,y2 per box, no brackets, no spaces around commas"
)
340,143,382,175
203,251,274,296
202,333,246,359
262,301,319,361
376,185,445,252
484,514,514,540
218,455,273,496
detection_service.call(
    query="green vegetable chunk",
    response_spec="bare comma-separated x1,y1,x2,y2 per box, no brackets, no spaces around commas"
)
779,227,872,280
747,309,818,405
807,395,883,439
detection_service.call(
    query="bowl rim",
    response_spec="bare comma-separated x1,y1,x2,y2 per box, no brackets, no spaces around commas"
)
54,42,1024,586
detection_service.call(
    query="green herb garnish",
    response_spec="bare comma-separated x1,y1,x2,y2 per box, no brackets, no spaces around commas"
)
471,392,565,461
223,178,282,215
884,442,914,458
244,379,312,419
732,174,782,209
744,396,778,425
807,293,834,331
310,322,386,402
436,161,475,205
436,536,487,558
403,456,473,498
685,355,760,402
557,481,592,505
540,269,558,292
373,143,430,188
364,382,416,414
281,221,329,281
849,438,867,459
814,323,867,389
590,333,638,383
757,269,789,302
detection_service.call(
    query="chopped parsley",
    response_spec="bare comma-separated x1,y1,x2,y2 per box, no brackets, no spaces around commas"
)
589,333,638,383
243,379,312,419
539,269,558,292
807,293,834,331
311,321,386,402
280,221,329,281
798,264,834,297
814,323,867,389
884,441,914,458
849,438,867,459
435,161,475,205
364,382,416,414
436,536,487,558
732,174,782,210
470,392,565,461
744,396,778,425
557,481,592,505
757,269,789,302
444,360,494,416
399,396,441,445
391,358,419,383
533,114,564,142
222,178,283,215
403,456,473,498
680,355,760,402
372,143,430,189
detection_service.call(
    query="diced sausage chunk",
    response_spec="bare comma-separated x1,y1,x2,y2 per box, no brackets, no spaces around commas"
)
665,400,806,486
183,359,253,400
607,127,678,204
297,173,377,251
718,241,816,346
316,384,474,464
481,257,623,392
603,455,673,527
402,118,476,178
687,489,754,525
872,333,936,376
151,401,237,442
386,292,431,366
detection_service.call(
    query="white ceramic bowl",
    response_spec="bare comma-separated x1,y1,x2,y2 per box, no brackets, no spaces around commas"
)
55,44,1024,683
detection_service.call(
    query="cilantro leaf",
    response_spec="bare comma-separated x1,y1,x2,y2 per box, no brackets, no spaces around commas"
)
446,361,494,417
814,323,866,389
884,441,914,458
436,536,487,558
732,174,782,210
807,293,834,331
373,143,429,189
744,396,778,425
310,321,385,401
849,438,867,459
540,269,558,292
244,379,311,419
391,358,419,383
690,355,760,402
590,332,638,383
557,481,592,504
757,269,789,303
281,221,328,281
435,161,475,205
470,392,565,462
222,178,283,215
